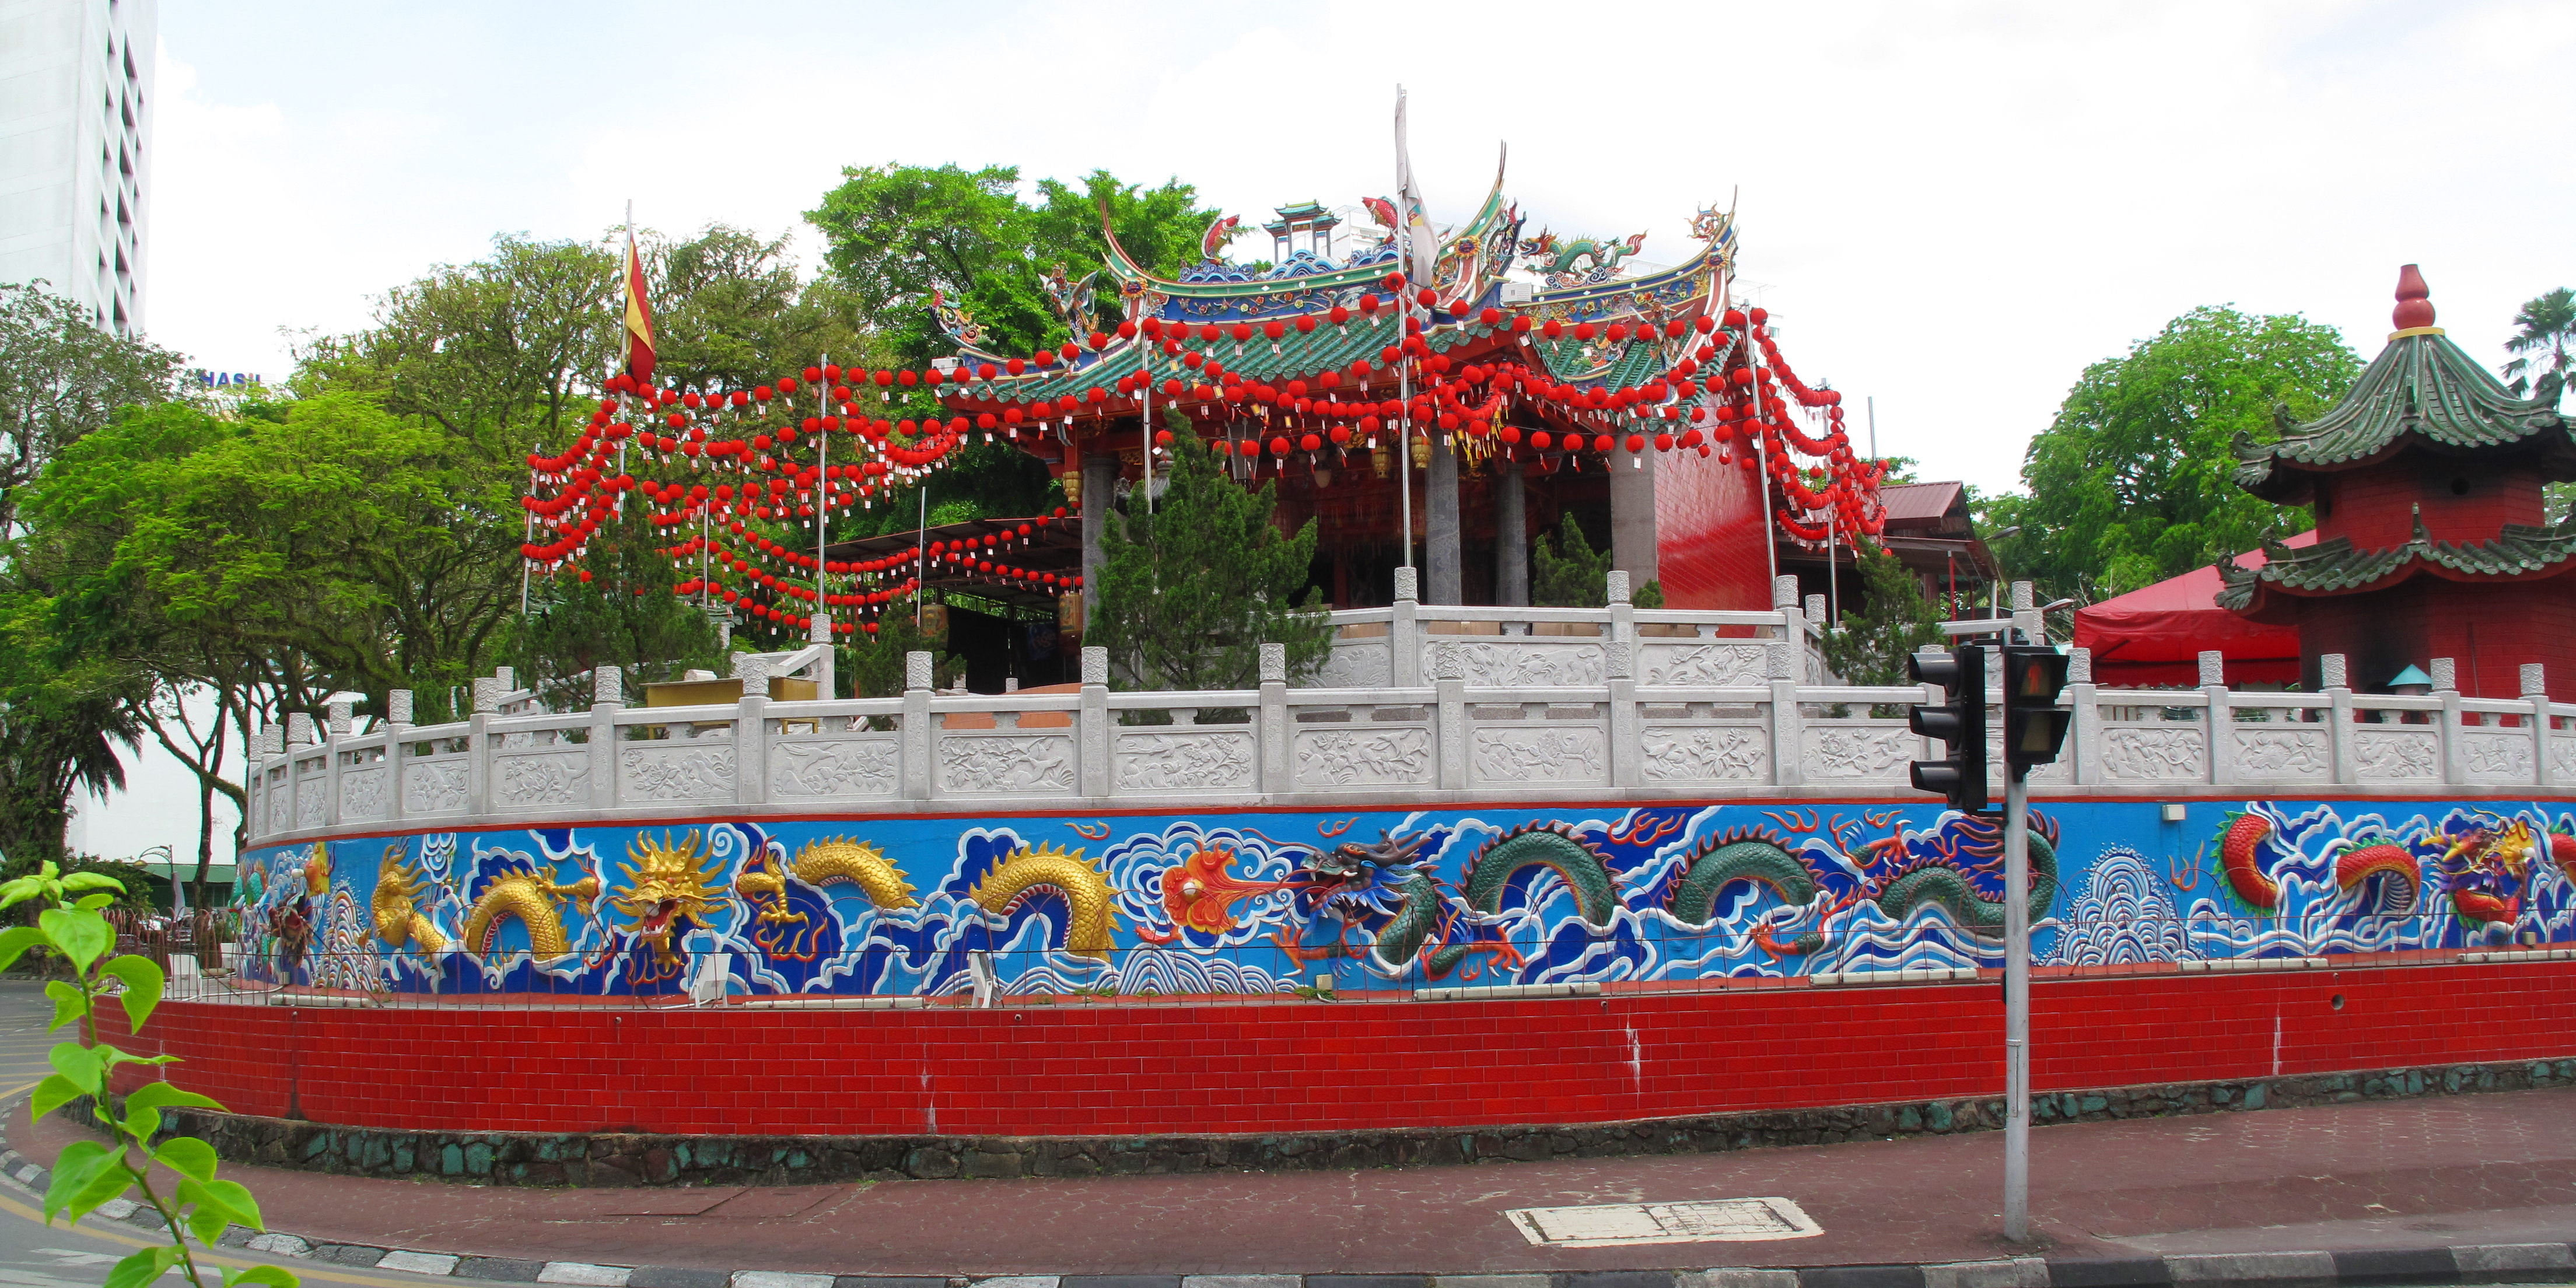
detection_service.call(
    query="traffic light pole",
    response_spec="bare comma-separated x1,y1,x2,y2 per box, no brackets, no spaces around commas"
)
2003,764,2032,1242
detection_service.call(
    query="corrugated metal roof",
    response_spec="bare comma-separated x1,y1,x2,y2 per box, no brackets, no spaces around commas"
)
1877,481,1964,523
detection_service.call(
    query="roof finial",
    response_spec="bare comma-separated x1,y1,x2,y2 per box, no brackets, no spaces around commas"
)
2393,264,2435,330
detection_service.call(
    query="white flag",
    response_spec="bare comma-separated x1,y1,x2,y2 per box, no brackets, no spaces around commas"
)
1394,86,1439,293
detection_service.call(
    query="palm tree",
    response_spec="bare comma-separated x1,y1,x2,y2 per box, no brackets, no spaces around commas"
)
2502,287,2576,404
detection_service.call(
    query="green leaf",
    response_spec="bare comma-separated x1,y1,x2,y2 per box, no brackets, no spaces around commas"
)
223,1265,298,1288
61,872,127,893
47,1043,101,1097
43,980,87,1031
40,1140,116,1222
40,907,110,974
195,1177,261,1232
127,1082,225,1113
153,1137,217,1184
60,1153,138,1224
30,1073,86,1119
100,956,164,1031
75,892,116,911
101,1243,184,1288
0,877,43,910
0,926,46,972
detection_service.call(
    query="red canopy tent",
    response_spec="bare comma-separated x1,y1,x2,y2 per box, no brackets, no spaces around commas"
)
2073,532,2313,688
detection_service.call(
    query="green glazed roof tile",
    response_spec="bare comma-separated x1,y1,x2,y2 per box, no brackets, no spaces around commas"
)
2235,331,2573,499
2214,514,2576,610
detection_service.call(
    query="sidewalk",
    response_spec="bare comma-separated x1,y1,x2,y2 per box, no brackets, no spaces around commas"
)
13,1085,2576,1279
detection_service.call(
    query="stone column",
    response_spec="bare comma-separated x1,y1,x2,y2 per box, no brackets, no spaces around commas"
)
1427,435,1461,604
589,667,621,811
2320,653,2356,785
901,651,934,800
1609,446,1658,589
1494,460,1528,608
2200,650,2230,788
2525,663,2551,789
2431,656,2463,786
1079,453,1119,615
2066,648,2099,785
1258,643,1289,793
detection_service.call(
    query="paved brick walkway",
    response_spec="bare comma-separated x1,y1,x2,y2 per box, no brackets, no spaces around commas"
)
18,1084,2576,1276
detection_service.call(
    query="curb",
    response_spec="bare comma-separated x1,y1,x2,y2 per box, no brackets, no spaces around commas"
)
3,1101,2570,1288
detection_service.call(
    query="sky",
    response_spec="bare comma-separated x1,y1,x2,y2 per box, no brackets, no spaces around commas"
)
71,0,2576,863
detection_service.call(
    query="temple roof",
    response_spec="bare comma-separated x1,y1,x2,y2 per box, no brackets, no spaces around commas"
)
2214,506,2576,616
2235,267,2575,503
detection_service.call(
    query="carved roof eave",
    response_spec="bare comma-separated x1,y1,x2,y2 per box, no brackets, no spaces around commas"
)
2235,331,2576,501
2216,517,2576,620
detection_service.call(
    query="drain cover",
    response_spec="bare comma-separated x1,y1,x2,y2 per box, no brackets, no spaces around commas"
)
1504,1197,1823,1248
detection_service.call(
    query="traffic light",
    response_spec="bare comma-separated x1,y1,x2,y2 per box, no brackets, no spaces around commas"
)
1999,645,2073,775
1906,645,1988,813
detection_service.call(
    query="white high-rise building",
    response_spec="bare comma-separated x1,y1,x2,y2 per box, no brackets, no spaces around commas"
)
0,0,156,337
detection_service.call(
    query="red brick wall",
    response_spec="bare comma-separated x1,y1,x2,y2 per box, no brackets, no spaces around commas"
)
118,961,2576,1138
1655,445,1773,610
2292,576,2576,698
2317,461,2546,550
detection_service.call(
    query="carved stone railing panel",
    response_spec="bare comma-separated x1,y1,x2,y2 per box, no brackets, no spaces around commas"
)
1114,730,1257,793
1638,723,1769,783
1293,726,1434,789
2351,728,2441,783
293,773,327,830
340,766,389,822
1800,723,1917,781
1468,723,1609,787
1639,643,1769,687
401,758,468,816
491,749,591,811
1315,640,1392,689
939,733,1076,794
2099,724,2208,782
619,744,737,803
2553,734,2576,780
1435,641,1604,688
2232,727,2331,783
2458,730,2534,784
769,736,900,800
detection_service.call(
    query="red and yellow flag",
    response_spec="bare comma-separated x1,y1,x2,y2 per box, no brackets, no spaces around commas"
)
623,232,655,386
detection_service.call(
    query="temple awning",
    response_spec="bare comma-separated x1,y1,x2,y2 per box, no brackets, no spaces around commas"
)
2076,532,2314,687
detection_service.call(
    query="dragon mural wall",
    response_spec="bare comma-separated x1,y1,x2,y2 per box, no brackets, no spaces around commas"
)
232,799,2576,998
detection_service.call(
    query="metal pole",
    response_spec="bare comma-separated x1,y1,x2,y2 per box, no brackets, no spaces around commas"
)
1398,317,1415,575
1742,308,1779,592
816,364,830,623
1140,340,1154,516
1828,505,1839,628
2003,762,2032,1242
916,480,929,631
1868,394,1878,463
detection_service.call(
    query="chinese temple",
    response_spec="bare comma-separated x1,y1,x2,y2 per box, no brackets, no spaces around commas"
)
929,170,1886,615
2219,265,2576,698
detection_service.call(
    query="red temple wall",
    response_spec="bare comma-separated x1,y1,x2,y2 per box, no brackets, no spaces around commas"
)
1654,446,1773,609
2292,575,2576,698
2318,462,2546,550
113,961,2576,1138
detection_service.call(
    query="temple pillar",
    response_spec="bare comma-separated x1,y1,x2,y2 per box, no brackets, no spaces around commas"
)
1494,460,1528,607
1080,453,1119,611
1611,449,1659,590
1427,434,1461,604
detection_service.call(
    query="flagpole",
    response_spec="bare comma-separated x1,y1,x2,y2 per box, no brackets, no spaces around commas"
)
816,355,829,618
1742,304,1780,593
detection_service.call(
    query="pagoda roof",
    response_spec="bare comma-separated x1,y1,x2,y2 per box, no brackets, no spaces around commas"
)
2234,274,2574,503
2214,506,2576,618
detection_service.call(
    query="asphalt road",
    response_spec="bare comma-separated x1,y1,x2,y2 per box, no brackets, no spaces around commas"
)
0,980,445,1288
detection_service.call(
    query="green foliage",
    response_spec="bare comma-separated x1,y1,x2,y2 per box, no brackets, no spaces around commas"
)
839,595,950,700
0,862,292,1288
1821,541,1947,686
1092,414,1333,691
2502,287,2576,405
0,282,187,536
500,527,724,710
805,163,1217,365
1990,305,2360,601
1531,514,1612,608
1633,580,1665,610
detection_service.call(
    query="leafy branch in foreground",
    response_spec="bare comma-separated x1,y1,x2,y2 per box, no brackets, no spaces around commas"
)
0,862,295,1288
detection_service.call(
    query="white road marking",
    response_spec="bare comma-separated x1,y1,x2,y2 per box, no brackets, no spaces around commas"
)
1503,1197,1823,1248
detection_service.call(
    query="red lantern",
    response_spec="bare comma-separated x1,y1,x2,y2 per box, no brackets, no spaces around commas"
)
1268,436,1290,457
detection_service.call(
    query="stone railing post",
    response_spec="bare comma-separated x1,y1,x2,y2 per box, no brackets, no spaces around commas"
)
255,724,284,841
1433,644,1468,791
1078,646,1111,799
2010,580,2040,643
901,652,935,800
1606,640,1639,789
1391,566,1422,687
734,654,770,806
2200,650,2230,787
2066,647,2099,785
2431,657,2462,785
468,677,499,818
1258,643,1289,793
808,612,835,699
1768,635,1803,788
1773,576,1808,685
2526,663,2552,789
386,689,413,823
589,666,622,811
2320,654,2356,786
1606,570,1634,646
286,713,317,832
323,699,351,827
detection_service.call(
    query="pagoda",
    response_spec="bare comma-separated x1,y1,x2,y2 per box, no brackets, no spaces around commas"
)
2218,266,2576,698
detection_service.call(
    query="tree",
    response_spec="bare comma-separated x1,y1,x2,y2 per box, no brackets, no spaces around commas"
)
1091,412,1333,691
1821,541,1947,686
1989,306,2360,601
2502,287,2576,405
1531,514,1612,608
806,164,1218,365
0,282,185,536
